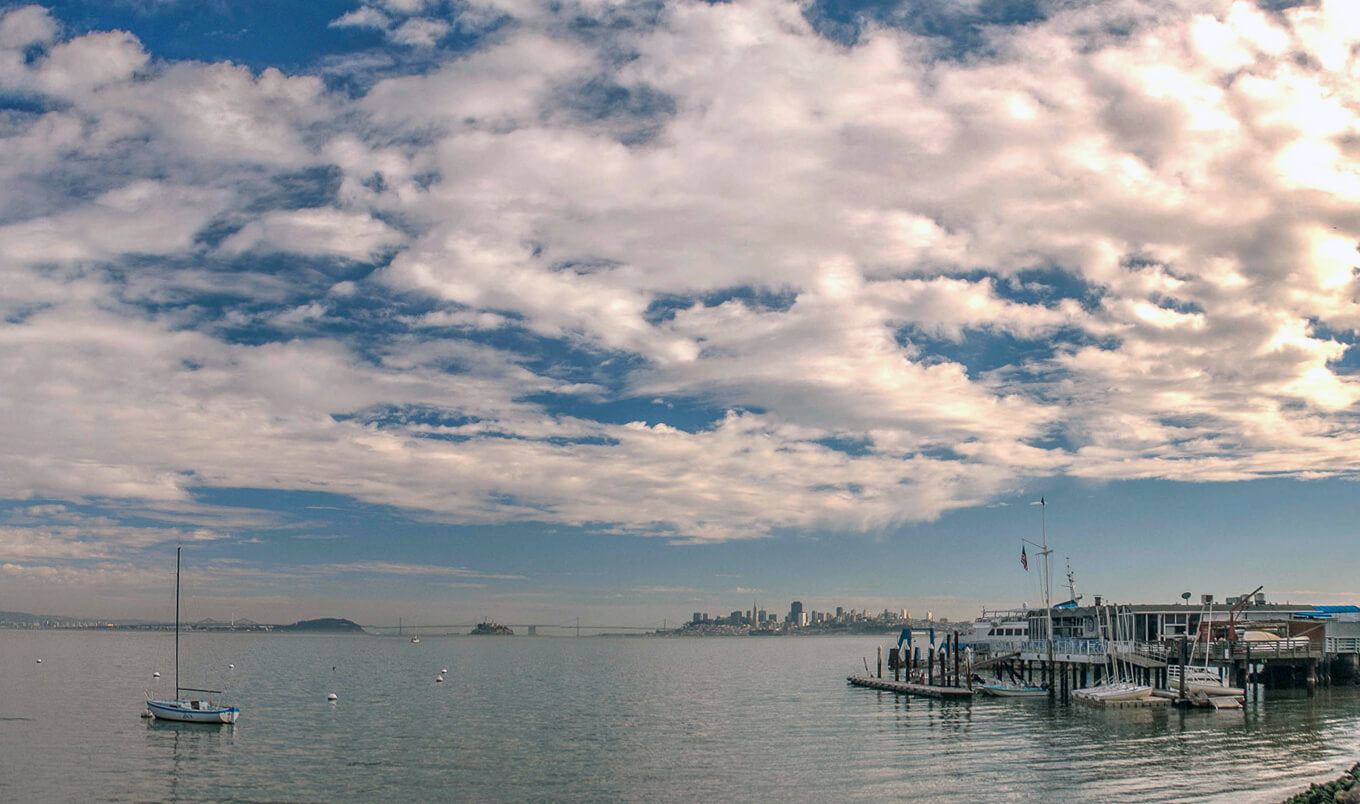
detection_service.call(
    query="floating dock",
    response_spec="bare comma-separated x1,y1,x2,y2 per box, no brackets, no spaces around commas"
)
1072,693,1171,709
847,676,975,700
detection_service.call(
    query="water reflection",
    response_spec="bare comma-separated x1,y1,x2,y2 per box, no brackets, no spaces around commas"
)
144,718,236,800
859,682,1360,802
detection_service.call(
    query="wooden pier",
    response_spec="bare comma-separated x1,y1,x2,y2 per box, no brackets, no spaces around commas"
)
847,675,975,700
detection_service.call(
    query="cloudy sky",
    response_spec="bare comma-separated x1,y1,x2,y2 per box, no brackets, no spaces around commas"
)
2,0,1358,628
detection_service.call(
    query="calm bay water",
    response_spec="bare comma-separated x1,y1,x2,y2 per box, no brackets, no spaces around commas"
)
2,630,1359,802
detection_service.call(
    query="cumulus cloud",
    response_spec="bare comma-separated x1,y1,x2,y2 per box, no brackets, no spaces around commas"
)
219,208,406,260
0,4,55,50
5,0,1360,587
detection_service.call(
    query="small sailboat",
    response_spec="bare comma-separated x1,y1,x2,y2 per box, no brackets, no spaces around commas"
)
1167,666,1245,699
146,548,240,724
1074,605,1152,703
1168,598,1245,706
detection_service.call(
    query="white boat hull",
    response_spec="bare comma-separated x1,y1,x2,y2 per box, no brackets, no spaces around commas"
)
148,699,240,724
1074,683,1154,702
1182,682,1246,698
977,684,1048,698
1168,669,1245,698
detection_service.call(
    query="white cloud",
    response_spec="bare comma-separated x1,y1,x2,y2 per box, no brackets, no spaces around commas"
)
219,208,406,260
0,5,56,50
34,30,148,95
330,7,391,30
391,18,451,47
312,561,526,579
6,0,1360,560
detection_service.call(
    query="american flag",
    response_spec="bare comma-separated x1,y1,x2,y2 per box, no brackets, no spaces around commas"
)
1020,545,1028,571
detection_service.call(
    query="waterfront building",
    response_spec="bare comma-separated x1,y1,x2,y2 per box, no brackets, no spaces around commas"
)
969,594,1360,691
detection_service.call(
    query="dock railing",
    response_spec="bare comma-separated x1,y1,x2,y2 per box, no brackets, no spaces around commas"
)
1015,637,1329,665
1226,640,1322,661
1325,636,1360,655
1017,640,1172,664
967,638,1028,658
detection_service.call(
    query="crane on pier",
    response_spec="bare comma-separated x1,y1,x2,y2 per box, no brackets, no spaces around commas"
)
1226,585,1264,644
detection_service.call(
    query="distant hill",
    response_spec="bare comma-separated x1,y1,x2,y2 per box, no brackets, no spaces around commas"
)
0,611,60,624
0,611,107,626
277,617,366,633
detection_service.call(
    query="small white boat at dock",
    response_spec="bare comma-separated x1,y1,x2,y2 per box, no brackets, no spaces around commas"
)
1074,681,1153,703
977,683,1048,698
1168,666,1245,699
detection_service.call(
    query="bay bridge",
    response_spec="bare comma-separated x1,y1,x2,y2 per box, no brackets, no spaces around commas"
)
363,620,673,637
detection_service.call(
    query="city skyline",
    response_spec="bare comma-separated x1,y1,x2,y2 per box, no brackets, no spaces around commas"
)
4,1,1360,625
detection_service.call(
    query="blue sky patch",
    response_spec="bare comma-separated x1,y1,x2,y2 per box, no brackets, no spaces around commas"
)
644,286,797,325
803,0,1045,50
814,435,874,456
991,266,1106,313
1311,319,1360,374
332,404,480,429
898,324,1118,377
1152,294,1204,315
518,392,727,432
44,0,378,74
245,165,345,212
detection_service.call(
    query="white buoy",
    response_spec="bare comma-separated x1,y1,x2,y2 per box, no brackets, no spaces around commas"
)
35,659,42,664
441,668,448,674
436,675,444,682
327,693,338,701
228,664,235,669
153,671,161,678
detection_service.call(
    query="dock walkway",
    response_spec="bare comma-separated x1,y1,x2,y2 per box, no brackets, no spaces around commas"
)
847,676,975,700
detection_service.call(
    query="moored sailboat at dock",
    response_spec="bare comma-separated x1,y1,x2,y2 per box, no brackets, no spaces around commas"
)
1074,605,1152,703
1167,666,1245,699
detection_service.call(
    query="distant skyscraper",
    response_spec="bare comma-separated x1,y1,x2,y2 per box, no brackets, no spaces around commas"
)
790,600,803,625
692,612,702,625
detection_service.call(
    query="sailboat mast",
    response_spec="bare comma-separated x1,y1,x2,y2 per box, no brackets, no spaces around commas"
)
175,546,181,699
1041,498,1054,696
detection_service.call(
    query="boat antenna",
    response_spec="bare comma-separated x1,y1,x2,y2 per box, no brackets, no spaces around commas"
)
1065,557,1081,604
175,546,181,700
